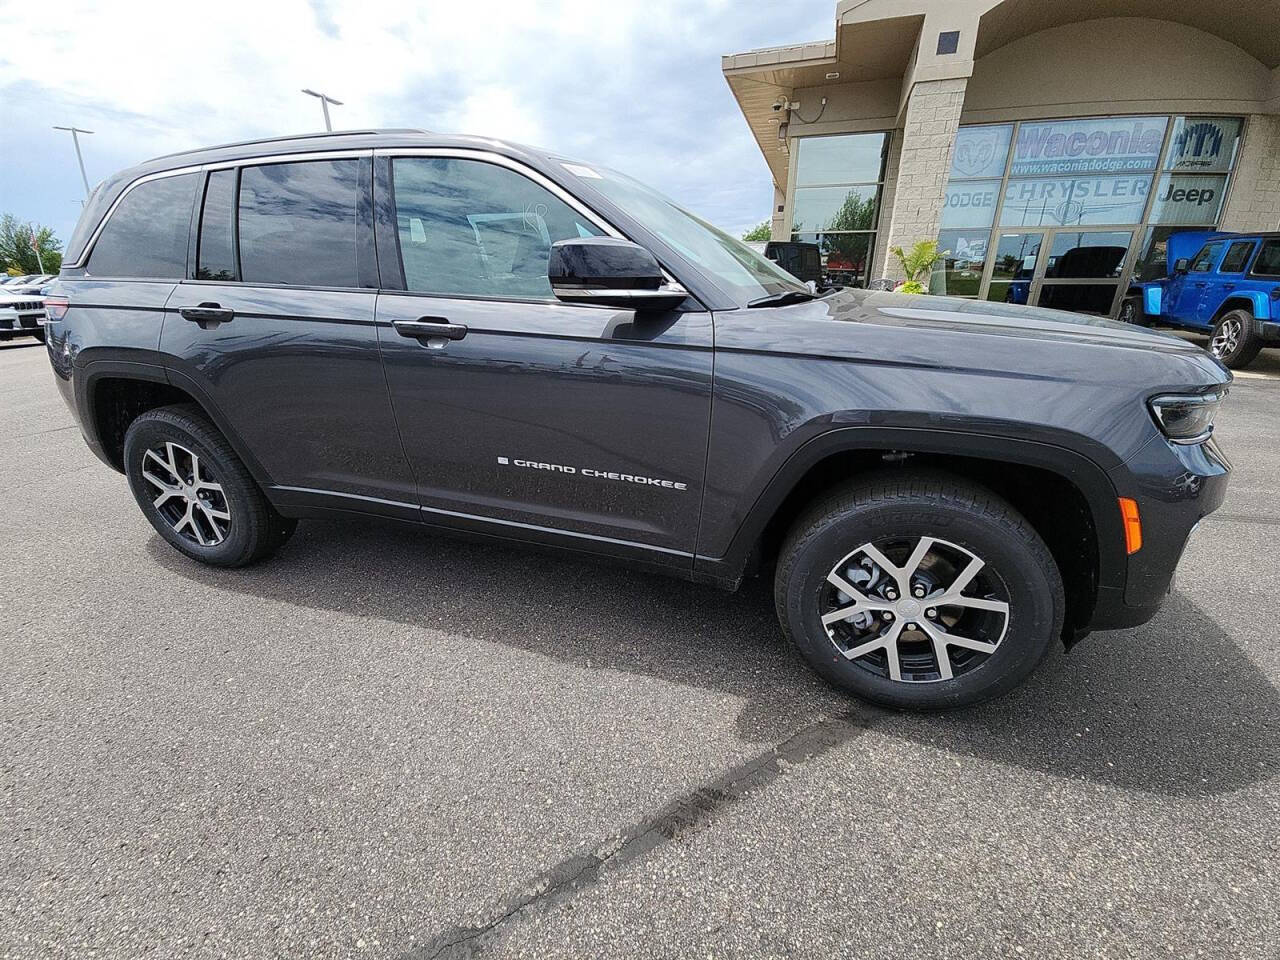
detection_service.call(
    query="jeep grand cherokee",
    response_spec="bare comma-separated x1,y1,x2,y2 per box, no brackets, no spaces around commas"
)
44,131,1231,709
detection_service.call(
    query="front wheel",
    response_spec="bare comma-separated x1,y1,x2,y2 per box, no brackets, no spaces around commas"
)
1117,296,1147,326
774,472,1064,710
1209,309,1262,369
123,404,297,567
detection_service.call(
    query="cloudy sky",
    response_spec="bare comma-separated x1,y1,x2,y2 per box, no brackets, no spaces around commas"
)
0,0,834,250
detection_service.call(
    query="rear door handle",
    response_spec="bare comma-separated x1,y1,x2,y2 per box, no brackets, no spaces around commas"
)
393,316,468,341
1193,282,1207,288
178,302,235,326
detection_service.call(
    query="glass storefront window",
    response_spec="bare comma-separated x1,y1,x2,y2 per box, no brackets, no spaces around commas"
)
986,232,1041,304
1037,284,1121,315
950,125,1013,180
792,232,874,288
1010,117,1167,176
933,113,1242,314
1167,117,1242,173
791,184,879,233
1000,175,1152,227
1043,231,1133,279
788,132,888,288
1149,174,1229,225
934,229,989,296
795,134,889,186
942,180,1002,229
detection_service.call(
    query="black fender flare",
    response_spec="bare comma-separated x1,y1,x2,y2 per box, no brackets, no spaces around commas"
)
694,424,1126,595
75,357,275,487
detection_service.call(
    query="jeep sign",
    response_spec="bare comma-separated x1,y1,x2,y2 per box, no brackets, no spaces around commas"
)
1149,174,1229,225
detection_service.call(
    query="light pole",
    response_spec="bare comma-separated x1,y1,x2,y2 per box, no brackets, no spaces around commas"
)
52,126,94,200
301,89,343,132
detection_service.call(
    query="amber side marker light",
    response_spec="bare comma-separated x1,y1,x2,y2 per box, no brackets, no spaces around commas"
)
1118,498,1142,555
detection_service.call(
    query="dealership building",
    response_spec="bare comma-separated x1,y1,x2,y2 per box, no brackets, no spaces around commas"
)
723,0,1280,315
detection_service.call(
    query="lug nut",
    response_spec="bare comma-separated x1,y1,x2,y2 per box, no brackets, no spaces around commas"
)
885,589,897,600
883,611,894,621
926,608,937,619
913,586,926,598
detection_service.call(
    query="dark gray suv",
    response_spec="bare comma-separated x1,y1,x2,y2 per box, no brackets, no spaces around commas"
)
45,130,1231,709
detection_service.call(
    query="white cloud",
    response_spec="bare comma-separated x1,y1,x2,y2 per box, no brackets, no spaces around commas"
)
0,0,834,243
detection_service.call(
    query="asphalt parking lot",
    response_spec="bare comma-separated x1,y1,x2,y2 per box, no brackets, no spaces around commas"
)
2,334,1278,959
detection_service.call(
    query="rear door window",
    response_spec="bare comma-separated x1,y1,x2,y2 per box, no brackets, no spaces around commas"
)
87,173,198,278
238,159,366,287
1218,240,1255,274
389,157,603,300
1251,240,1280,277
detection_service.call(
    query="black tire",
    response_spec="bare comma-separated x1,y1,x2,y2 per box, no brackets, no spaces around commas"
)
123,404,297,567
1117,295,1148,327
1209,309,1262,369
774,471,1063,710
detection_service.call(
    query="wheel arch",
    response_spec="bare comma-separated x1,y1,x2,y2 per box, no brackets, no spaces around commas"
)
80,361,273,485
697,426,1126,641
1212,292,1271,324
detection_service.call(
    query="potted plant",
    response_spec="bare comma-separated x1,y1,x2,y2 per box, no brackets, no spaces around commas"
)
889,240,947,294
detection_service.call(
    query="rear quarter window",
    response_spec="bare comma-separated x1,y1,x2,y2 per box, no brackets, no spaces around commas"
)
1251,240,1280,278
86,173,198,278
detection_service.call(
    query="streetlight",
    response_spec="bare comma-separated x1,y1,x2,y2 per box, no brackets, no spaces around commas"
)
301,89,343,132
52,125,94,200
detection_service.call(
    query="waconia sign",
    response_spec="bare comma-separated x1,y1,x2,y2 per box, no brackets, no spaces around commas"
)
1011,117,1167,176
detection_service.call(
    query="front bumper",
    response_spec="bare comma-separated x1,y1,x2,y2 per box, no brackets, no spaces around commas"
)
1087,432,1230,631
0,311,45,335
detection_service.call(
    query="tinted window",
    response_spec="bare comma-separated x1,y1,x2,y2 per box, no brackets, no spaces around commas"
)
239,160,362,286
1219,240,1255,274
197,170,237,281
87,173,197,278
1189,242,1222,273
1251,240,1280,277
391,157,602,299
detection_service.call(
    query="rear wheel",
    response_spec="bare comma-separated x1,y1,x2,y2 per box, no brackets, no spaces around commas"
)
123,405,296,567
774,472,1063,710
1209,309,1262,369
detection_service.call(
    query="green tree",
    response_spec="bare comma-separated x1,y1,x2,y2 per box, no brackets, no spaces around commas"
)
0,215,63,275
742,220,771,242
890,240,947,295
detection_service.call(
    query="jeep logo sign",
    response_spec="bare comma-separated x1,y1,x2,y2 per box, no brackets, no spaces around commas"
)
1150,174,1229,225
1011,117,1167,176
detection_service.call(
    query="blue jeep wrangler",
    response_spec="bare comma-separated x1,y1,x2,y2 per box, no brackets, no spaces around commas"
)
1123,230,1280,369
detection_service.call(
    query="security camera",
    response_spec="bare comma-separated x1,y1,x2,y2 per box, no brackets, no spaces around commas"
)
772,99,786,112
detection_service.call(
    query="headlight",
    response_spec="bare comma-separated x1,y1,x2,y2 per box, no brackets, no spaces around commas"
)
1149,391,1225,444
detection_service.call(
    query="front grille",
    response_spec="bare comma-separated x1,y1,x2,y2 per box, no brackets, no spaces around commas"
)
2,300,42,312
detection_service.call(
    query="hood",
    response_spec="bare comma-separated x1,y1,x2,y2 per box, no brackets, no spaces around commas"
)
743,287,1231,390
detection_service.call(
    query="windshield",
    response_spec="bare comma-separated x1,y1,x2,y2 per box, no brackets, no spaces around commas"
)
572,163,809,303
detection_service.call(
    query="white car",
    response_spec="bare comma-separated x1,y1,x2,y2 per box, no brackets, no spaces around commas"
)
0,288,46,342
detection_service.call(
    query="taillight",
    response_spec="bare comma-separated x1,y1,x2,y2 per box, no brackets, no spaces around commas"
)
45,295,69,322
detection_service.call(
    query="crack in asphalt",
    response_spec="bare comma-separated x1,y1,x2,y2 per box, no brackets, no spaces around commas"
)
1207,512,1280,527
401,711,872,959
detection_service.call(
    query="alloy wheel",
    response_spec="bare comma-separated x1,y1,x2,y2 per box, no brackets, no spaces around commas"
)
141,441,231,546
819,536,1010,683
1211,317,1241,359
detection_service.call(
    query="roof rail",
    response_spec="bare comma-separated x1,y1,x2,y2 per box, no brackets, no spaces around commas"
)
145,128,431,163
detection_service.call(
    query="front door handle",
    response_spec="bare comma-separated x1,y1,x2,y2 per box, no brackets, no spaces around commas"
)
178,302,235,327
393,316,468,341
1193,281,1208,288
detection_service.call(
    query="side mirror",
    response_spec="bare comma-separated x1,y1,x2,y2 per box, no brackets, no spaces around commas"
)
549,237,687,311
1173,258,1190,274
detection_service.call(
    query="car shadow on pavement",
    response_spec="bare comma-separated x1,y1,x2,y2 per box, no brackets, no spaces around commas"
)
147,519,1280,798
